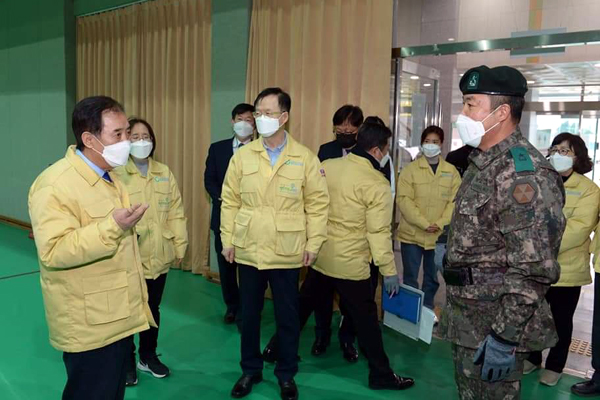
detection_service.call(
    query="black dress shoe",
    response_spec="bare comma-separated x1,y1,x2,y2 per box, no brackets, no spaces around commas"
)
311,338,329,356
262,342,278,364
231,374,263,398
571,380,600,396
279,379,299,400
224,312,236,324
340,343,359,363
369,374,415,390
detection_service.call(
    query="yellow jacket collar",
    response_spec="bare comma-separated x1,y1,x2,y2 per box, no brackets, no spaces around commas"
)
66,146,104,186
124,157,162,176
253,132,302,156
564,172,583,189
416,154,451,173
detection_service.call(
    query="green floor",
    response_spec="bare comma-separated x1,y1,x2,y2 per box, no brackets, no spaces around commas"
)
0,222,588,399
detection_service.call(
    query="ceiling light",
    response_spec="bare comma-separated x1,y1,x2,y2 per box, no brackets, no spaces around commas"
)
448,38,456,42
527,80,535,84
594,63,600,67
410,76,419,80
400,90,404,93
459,73,464,76
423,83,432,87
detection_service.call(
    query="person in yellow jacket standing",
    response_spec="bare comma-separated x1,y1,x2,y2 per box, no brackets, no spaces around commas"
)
28,96,154,400
396,126,461,311
525,133,599,387
221,88,329,400
112,118,188,386
308,120,415,391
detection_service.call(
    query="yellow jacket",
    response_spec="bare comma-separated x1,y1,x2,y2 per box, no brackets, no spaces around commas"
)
396,155,461,250
113,158,188,280
28,146,154,353
220,134,329,269
313,153,396,281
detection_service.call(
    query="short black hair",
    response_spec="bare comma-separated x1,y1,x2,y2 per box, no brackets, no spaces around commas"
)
231,103,255,119
356,121,392,152
421,125,444,144
363,116,385,126
551,132,593,174
128,118,157,158
489,95,525,124
73,96,125,151
253,87,291,113
332,105,364,127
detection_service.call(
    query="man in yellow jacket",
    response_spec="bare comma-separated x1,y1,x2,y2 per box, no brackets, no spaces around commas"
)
28,96,154,400
308,121,415,391
221,88,329,400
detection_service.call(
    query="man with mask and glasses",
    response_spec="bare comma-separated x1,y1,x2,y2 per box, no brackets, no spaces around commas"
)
262,105,369,364
28,96,155,400
220,87,329,400
441,66,566,399
205,103,256,329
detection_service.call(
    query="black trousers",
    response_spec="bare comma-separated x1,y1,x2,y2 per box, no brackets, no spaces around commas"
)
593,274,600,383
62,337,129,400
528,285,581,373
308,268,395,383
214,232,241,323
131,273,168,362
238,264,300,382
337,263,379,344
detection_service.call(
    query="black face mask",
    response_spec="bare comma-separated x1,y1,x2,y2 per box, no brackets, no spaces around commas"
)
336,133,357,149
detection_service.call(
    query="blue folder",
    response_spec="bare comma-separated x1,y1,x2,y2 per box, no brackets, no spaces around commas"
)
382,285,422,324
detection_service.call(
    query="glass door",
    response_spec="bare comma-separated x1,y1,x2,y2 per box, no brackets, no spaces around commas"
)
390,59,440,172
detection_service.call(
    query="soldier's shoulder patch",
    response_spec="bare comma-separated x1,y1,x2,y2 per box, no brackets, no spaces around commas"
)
509,147,534,173
512,180,536,204
319,168,326,177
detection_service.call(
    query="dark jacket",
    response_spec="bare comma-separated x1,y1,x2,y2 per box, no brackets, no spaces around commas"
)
317,140,344,162
445,145,474,177
204,138,234,232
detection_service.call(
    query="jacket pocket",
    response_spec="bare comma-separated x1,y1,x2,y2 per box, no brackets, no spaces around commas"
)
84,199,115,220
82,271,130,325
155,182,171,213
232,210,253,248
276,166,303,199
275,217,306,256
240,163,259,203
438,178,452,200
162,229,176,264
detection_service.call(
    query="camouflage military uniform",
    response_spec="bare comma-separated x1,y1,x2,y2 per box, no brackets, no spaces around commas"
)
441,128,566,400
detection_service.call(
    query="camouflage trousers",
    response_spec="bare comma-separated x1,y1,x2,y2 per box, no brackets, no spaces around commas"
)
452,344,526,400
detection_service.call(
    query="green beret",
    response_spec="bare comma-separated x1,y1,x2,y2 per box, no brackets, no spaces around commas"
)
460,65,528,97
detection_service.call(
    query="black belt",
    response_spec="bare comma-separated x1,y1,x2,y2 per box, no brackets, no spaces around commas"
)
443,260,507,286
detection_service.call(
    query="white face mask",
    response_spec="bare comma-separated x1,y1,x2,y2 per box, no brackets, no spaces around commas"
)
379,153,391,168
455,106,502,148
421,143,441,158
91,136,131,168
233,121,254,139
256,115,283,137
130,140,153,159
549,153,574,173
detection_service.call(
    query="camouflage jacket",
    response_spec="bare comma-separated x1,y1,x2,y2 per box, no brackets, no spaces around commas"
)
442,128,566,352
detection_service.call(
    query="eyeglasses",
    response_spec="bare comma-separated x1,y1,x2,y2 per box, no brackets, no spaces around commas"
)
548,147,573,156
252,111,285,118
333,129,359,135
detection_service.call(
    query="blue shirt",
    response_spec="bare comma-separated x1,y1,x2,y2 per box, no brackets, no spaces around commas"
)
76,149,110,181
263,132,288,167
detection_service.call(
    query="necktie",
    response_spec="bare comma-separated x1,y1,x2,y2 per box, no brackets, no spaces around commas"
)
102,172,112,182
